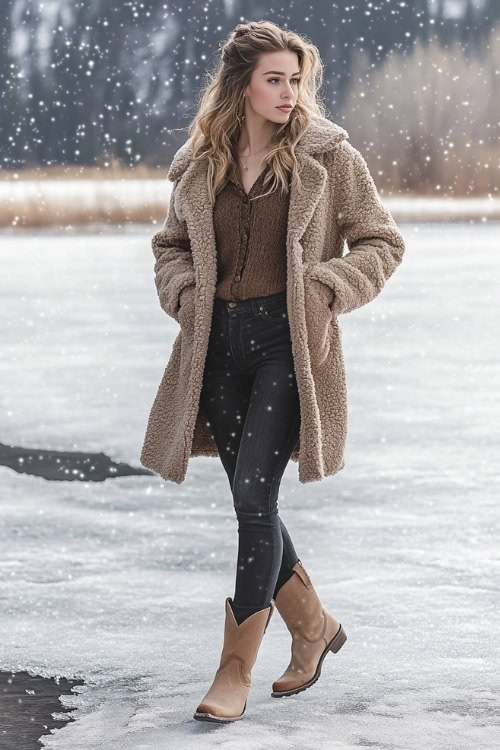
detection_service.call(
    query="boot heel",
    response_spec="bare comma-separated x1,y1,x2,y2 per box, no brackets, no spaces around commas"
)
329,624,347,653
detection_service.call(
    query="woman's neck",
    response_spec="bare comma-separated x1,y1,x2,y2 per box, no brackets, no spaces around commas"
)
237,120,279,156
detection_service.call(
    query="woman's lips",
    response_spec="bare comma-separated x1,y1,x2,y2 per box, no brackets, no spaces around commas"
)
277,105,292,110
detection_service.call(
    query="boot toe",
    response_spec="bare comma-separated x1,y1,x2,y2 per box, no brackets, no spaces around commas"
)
195,702,224,716
272,674,307,693
194,700,246,721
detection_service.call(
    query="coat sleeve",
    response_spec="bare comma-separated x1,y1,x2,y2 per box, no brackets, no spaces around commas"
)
305,140,406,316
151,178,196,322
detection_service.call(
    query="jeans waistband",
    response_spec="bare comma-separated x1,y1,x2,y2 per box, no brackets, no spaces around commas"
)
213,290,286,315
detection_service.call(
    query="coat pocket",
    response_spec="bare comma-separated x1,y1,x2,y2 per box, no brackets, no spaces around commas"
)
178,287,196,332
303,274,334,366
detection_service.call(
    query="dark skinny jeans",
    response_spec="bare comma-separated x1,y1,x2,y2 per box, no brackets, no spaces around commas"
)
199,290,301,625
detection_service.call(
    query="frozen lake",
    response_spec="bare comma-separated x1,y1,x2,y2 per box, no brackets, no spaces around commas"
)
1,221,499,749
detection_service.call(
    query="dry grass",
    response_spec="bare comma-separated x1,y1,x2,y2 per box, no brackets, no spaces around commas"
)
0,162,166,181
0,200,168,228
1,191,498,229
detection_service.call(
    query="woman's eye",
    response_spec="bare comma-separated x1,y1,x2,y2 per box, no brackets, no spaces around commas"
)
268,78,300,85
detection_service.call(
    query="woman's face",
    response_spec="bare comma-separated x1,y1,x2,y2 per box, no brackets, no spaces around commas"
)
243,50,300,124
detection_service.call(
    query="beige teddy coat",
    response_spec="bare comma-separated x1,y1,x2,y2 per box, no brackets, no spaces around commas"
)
140,115,406,484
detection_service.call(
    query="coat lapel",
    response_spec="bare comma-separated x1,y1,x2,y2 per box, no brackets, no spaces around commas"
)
173,158,218,297
287,152,328,245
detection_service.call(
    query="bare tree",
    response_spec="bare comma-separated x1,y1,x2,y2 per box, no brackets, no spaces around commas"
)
340,24,500,195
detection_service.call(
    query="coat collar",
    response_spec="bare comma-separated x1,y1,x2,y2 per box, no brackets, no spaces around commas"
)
167,115,349,182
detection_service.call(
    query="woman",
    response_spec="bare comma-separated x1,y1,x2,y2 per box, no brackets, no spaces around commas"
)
140,20,406,722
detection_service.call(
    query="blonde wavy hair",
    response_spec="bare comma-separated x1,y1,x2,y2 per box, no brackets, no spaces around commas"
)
184,19,328,205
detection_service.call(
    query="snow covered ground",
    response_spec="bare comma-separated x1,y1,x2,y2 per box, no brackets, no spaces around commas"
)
1,221,499,749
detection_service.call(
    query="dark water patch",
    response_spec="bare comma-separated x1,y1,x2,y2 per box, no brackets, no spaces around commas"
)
0,670,85,750
0,442,154,481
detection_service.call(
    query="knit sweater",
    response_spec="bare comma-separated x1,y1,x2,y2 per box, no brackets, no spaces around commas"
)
213,163,291,301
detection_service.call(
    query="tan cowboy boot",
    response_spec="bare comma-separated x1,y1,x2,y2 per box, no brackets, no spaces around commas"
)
271,560,347,697
193,597,275,722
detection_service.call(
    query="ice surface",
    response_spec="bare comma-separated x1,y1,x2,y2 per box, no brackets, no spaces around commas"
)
0,222,499,749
